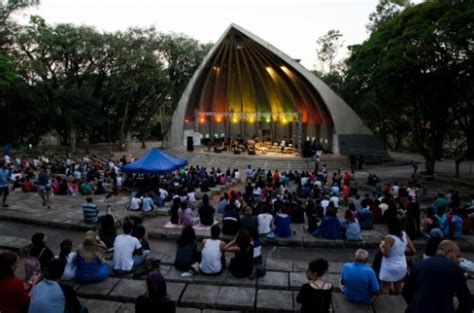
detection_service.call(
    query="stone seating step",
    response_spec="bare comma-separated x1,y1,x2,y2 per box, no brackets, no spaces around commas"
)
0,235,30,252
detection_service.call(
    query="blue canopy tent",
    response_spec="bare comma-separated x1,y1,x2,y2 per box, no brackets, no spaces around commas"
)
121,148,188,175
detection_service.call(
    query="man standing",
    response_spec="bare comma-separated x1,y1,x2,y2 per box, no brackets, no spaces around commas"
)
341,249,380,304
0,160,11,207
403,240,472,313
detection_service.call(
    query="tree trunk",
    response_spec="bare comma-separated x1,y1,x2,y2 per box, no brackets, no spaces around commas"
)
119,101,130,151
455,159,462,178
69,124,77,153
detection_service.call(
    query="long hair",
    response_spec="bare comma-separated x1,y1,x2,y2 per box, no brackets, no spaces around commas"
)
146,271,167,300
0,252,17,280
387,216,403,239
177,225,196,246
235,229,252,249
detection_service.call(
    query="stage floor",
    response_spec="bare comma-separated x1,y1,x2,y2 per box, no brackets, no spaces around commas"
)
167,146,349,172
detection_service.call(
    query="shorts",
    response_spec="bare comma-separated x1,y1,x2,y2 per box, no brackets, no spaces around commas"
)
38,185,52,193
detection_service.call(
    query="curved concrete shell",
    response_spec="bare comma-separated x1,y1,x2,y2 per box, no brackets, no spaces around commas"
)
168,24,384,155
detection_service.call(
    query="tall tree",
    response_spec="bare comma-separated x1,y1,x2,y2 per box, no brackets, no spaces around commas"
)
346,0,474,174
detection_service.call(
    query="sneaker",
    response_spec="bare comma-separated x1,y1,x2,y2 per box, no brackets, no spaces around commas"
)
42,201,46,206
47,206,51,210
180,271,194,277
2,204,8,207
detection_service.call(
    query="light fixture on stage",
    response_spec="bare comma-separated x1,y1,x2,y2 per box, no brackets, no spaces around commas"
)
216,116,222,123
266,117,271,123
199,117,205,123
184,118,189,123
232,117,238,124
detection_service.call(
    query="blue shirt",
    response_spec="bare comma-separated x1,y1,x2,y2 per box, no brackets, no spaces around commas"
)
142,197,154,212
274,214,292,238
28,279,65,313
341,262,380,304
0,168,10,187
83,203,98,224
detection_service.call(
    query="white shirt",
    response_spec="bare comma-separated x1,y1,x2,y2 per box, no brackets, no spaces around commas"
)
113,234,142,271
159,188,168,199
330,196,339,208
129,197,141,211
199,239,223,274
257,213,273,234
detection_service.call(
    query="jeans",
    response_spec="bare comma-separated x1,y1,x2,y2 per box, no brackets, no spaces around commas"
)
133,250,150,270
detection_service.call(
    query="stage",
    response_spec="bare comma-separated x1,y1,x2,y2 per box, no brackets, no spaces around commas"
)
167,146,350,172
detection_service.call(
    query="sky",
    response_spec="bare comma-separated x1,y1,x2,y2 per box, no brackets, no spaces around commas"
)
15,0,422,69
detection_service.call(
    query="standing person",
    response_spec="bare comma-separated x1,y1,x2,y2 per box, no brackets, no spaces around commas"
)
36,166,52,209
113,222,149,274
0,251,37,313
0,159,11,207
379,217,416,294
99,214,117,250
224,229,254,278
296,259,333,313
341,249,380,304
28,258,84,313
403,240,472,313
199,225,226,275
135,271,175,313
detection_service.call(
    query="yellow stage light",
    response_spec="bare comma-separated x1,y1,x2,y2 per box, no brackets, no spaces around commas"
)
199,117,205,123
232,117,238,124
216,116,222,123
266,117,271,123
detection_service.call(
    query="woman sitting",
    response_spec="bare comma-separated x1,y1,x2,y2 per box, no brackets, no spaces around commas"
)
99,214,117,250
313,208,342,239
342,210,362,241
135,271,176,313
169,197,181,225
75,231,109,284
174,226,200,276
224,229,254,278
296,259,333,313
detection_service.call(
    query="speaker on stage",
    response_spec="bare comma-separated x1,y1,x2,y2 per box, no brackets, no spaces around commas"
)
187,136,193,152
303,140,312,158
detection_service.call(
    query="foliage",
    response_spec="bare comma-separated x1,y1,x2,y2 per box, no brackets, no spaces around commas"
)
345,0,474,173
0,15,211,148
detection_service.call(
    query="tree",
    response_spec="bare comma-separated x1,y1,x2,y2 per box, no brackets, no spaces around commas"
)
345,0,474,175
366,0,411,31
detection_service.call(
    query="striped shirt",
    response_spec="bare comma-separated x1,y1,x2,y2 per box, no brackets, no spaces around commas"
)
83,203,98,224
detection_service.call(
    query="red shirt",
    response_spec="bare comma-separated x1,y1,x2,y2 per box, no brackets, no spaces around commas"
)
0,276,30,313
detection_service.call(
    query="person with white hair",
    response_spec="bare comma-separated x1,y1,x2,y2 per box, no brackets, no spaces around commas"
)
340,249,380,304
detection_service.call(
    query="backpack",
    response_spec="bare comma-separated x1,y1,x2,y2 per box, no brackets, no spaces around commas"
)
24,246,45,282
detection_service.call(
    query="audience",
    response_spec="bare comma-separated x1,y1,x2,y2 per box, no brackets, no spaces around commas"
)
403,240,472,313
136,271,176,313
273,206,292,238
58,239,77,281
174,226,199,276
0,251,35,313
296,259,333,313
379,217,416,295
341,249,379,304
224,229,254,278
313,208,342,239
113,222,149,274
27,233,54,273
82,197,102,224
28,258,84,313
199,225,226,275
98,214,117,250
198,194,215,226
75,231,109,284
342,210,362,241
